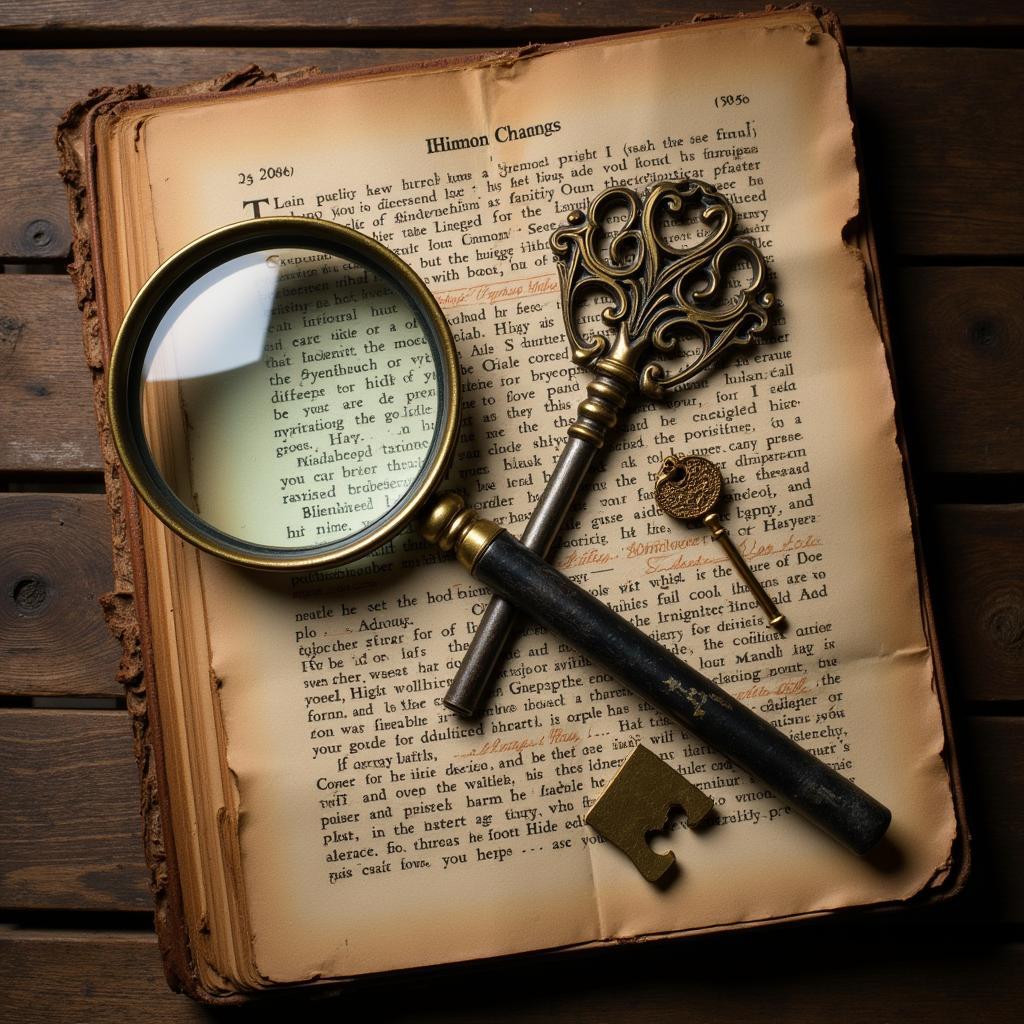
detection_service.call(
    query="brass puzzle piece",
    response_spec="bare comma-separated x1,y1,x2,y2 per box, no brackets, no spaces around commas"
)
585,744,714,883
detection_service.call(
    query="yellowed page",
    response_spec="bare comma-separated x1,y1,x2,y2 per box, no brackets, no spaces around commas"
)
109,9,955,986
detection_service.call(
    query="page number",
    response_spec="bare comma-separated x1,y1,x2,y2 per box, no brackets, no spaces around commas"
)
238,166,295,185
714,94,750,108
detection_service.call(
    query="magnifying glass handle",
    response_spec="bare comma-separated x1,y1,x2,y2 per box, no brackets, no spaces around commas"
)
423,495,890,855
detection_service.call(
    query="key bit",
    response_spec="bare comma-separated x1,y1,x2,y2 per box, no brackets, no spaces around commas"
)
654,453,787,632
585,744,715,884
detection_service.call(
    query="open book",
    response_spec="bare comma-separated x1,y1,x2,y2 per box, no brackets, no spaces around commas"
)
58,7,966,1002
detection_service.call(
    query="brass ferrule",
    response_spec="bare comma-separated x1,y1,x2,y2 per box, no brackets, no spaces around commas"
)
418,493,503,572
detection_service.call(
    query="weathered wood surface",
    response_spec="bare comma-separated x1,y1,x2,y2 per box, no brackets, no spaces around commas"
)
3,494,1019,703
932,507,1024,703
0,276,103,474
0,932,210,1024
893,268,1024,476
2,922,1024,1023
2,46,1023,261
0,709,149,911
3,0,1024,34
0,494,121,699
851,48,1024,258
1,2,1021,1017
1,47,457,264
965,717,1024,923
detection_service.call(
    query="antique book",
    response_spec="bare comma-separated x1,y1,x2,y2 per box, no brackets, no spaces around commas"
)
58,6,967,1002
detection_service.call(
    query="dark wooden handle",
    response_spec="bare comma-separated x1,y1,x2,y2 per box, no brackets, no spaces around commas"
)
472,532,892,855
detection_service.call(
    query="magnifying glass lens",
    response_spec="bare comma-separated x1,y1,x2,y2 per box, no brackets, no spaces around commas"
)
137,244,446,555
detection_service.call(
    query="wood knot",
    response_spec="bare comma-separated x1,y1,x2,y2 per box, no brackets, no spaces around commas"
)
11,575,49,614
966,316,1004,353
985,598,1023,653
0,314,25,351
23,219,55,250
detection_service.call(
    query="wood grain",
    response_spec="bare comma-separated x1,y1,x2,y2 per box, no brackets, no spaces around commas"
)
2,46,1022,260
1,46,452,263
0,276,103,473
932,505,1024,702
891,268,1024,476
0,709,149,911
965,717,1024,924
0,493,122,698
2,920,1024,1021
3,1,1024,34
851,48,1024,257
0,932,206,1024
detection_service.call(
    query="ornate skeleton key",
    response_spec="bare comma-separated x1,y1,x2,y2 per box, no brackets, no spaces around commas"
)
445,179,774,717
655,453,786,632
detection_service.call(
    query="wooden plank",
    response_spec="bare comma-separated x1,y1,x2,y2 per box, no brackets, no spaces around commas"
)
0,932,206,1024
3,1,1024,34
931,506,1024,703
2,46,1022,260
0,493,122,699
0,276,103,473
0,709,149,911
965,717,1024,924
2,923,1024,1021
850,48,1024,257
4,265,1019,477
1,494,1019,702
893,268,1024,475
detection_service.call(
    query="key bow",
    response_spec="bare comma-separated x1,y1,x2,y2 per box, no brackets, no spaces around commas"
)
654,453,722,521
550,179,774,399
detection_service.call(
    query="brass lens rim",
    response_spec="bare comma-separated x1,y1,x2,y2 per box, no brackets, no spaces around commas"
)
107,217,461,572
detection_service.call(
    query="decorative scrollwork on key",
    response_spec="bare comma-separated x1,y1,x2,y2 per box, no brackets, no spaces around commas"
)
550,179,774,401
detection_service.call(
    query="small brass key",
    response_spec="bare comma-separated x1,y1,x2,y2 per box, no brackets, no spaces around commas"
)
655,453,786,632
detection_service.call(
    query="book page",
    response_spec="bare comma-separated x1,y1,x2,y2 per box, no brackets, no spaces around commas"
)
107,10,956,985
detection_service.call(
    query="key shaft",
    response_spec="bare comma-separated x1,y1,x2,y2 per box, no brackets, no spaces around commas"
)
704,512,786,630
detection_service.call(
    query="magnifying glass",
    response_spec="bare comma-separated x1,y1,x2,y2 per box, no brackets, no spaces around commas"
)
108,217,890,854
